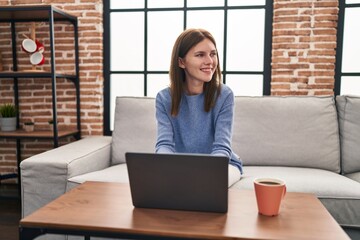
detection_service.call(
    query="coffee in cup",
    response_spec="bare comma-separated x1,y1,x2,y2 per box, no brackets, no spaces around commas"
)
254,178,286,216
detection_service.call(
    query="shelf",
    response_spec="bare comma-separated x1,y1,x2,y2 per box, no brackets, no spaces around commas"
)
0,71,77,80
0,5,76,23
0,4,81,187
0,129,79,139
0,4,80,146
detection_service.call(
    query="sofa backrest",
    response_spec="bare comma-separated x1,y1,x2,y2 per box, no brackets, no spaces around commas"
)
111,95,342,173
232,96,341,173
111,97,156,165
336,95,360,174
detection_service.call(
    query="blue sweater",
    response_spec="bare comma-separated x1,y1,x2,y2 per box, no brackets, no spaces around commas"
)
155,84,243,174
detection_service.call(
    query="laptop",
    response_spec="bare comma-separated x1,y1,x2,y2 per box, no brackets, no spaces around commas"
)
125,152,229,213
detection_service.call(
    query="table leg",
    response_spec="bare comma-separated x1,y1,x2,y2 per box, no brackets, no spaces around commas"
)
19,226,45,240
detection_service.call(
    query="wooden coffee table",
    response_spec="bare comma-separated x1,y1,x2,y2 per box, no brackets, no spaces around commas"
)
19,181,350,240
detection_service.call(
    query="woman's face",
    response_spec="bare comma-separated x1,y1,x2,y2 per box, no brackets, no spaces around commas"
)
178,38,218,89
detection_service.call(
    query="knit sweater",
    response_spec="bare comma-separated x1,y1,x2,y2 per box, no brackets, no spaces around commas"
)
155,84,243,174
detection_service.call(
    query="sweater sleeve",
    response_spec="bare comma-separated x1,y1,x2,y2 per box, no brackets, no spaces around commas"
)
212,88,243,174
211,90,234,159
155,91,175,153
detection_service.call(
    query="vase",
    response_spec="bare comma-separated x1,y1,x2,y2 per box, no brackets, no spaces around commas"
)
0,117,17,131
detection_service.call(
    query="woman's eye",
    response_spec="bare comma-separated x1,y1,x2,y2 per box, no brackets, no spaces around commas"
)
195,52,216,57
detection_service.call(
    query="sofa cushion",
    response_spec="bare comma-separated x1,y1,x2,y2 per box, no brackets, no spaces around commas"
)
111,97,157,165
67,164,129,191
346,172,360,183
336,95,360,174
67,164,241,190
232,96,341,172
231,166,360,228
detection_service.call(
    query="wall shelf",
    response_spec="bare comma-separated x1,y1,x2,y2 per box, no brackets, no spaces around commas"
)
0,129,78,139
0,71,77,80
0,5,77,22
0,5,81,188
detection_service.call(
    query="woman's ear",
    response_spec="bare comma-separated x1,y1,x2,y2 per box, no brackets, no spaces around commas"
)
178,57,185,69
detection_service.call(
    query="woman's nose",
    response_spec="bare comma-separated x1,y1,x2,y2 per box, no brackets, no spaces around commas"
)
205,55,213,64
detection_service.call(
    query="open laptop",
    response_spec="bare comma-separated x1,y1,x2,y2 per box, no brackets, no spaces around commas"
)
125,152,229,213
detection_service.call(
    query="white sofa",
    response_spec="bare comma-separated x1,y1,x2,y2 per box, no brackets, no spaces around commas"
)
20,95,360,239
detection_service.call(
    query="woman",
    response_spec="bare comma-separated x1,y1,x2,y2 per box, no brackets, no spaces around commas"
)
155,28,242,186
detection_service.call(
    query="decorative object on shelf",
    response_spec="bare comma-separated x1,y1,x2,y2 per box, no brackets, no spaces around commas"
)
0,103,17,132
23,121,35,132
21,22,46,69
48,119,57,131
30,51,45,65
21,38,44,54
21,38,37,53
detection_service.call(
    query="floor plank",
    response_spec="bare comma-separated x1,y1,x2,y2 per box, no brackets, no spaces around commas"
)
0,184,21,240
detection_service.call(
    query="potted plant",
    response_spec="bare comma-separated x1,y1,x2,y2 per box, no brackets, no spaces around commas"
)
0,103,17,131
23,121,35,132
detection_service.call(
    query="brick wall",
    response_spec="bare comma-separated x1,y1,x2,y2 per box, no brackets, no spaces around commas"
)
0,1,103,183
0,0,340,182
272,0,338,95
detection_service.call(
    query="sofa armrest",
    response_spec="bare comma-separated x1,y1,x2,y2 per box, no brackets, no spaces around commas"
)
20,136,112,217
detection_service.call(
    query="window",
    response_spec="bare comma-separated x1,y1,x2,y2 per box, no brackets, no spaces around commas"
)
104,0,273,134
335,0,360,95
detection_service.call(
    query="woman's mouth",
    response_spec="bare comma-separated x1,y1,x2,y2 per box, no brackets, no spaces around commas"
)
201,68,212,72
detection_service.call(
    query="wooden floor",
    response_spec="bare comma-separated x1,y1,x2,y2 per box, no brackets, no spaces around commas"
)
0,184,21,240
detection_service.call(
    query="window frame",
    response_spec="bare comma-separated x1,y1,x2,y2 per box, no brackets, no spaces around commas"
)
103,0,273,135
335,0,360,95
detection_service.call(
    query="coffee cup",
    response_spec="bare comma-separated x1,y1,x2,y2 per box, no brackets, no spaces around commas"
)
21,39,45,54
30,51,45,65
254,178,286,216
21,38,37,53
35,40,45,53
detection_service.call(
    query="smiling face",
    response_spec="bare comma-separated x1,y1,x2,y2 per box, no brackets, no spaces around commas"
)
178,38,218,95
